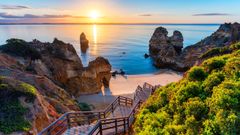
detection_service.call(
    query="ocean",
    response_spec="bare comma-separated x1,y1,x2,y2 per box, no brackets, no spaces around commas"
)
0,24,219,74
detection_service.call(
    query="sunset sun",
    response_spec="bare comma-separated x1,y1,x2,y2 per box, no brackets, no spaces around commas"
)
89,10,100,20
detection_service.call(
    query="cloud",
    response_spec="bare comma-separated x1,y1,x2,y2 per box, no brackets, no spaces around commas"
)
193,13,230,16
139,14,152,17
1,5,29,10
0,12,88,19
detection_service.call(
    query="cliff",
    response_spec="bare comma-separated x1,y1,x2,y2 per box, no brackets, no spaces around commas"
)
0,38,111,134
149,23,240,71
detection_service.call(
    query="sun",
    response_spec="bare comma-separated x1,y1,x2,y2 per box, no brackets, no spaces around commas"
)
89,10,100,20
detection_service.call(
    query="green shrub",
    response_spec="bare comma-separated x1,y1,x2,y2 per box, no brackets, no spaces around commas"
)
134,42,240,134
202,72,225,94
0,98,31,134
184,97,208,120
202,56,227,72
78,102,92,111
0,38,41,60
224,57,240,80
207,81,240,111
230,42,240,50
200,47,231,59
0,80,37,133
176,81,203,102
188,66,207,81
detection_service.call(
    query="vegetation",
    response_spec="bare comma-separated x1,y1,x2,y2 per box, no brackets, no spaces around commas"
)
0,77,37,134
134,43,240,135
0,38,41,61
78,102,93,111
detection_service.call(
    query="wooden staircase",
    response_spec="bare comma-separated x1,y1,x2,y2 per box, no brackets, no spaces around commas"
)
38,82,160,135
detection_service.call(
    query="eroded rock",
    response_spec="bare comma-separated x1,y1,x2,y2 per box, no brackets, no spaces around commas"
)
149,23,240,71
80,32,89,53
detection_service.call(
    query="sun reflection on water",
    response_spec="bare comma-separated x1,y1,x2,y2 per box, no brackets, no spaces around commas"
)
92,24,98,55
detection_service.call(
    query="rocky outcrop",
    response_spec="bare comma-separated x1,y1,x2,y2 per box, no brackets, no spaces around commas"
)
0,53,80,134
80,32,89,53
149,23,240,71
28,38,111,96
69,57,111,95
0,38,111,134
149,27,184,70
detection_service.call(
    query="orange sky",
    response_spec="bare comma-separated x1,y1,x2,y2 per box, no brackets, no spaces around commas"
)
0,0,239,24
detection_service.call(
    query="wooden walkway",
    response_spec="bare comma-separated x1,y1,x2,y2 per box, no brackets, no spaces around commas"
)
38,82,160,135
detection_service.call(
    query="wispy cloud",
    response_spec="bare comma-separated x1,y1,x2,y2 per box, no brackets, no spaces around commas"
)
0,12,88,19
193,13,231,16
139,14,152,17
1,5,29,10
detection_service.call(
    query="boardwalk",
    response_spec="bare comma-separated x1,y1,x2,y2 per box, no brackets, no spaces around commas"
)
38,82,159,135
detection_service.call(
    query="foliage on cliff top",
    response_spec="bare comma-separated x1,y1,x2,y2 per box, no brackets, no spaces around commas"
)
0,38,41,60
0,77,37,134
134,43,240,135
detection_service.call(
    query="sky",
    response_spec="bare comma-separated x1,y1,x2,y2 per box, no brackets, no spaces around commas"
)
0,0,239,24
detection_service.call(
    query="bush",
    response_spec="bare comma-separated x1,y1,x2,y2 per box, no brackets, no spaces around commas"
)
224,57,240,80
202,56,227,72
134,42,240,134
184,97,208,120
200,47,231,59
78,102,92,111
176,81,203,102
0,79,37,133
230,42,240,50
0,38,41,60
202,72,225,94
188,66,207,81
0,96,31,134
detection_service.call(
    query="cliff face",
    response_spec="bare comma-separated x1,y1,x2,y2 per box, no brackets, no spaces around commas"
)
29,38,111,96
149,23,240,71
0,38,111,134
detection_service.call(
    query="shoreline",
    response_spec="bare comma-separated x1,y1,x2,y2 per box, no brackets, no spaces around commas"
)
77,70,183,110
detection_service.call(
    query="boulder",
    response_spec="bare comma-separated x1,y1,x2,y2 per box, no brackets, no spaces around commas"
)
80,32,89,53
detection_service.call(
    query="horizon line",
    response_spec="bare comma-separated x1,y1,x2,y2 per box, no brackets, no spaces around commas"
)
0,22,221,25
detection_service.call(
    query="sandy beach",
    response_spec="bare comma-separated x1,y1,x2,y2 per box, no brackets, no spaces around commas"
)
78,70,183,110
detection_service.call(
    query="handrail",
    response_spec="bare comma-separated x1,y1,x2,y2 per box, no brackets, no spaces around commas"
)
38,96,133,135
88,100,142,135
38,82,157,135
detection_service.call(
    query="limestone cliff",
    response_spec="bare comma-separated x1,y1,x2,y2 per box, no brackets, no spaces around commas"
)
149,23,240,71
0,38,111,134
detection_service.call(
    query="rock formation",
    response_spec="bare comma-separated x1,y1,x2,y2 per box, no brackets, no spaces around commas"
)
0,38,111,134
80,32,89,53
149,23,240,71
149,27,184,70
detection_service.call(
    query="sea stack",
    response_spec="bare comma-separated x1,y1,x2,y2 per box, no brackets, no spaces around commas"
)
80,32,89,53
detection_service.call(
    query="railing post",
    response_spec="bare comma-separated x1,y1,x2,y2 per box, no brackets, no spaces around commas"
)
99,121,103,135
118,96,120,105
125,97,127,106
123,118,126,133
115,119,118,133
46,128,51,135
98,112,101,119
66,113,71,129
111,103,114,113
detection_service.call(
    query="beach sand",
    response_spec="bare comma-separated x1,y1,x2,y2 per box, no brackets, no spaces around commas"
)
78,70,183,110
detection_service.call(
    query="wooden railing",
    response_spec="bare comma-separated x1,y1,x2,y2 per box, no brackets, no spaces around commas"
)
88,100,142,135
38,96,133,135
38,82,157,135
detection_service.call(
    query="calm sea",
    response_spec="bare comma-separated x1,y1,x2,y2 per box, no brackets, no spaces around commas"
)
0,24,219,74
